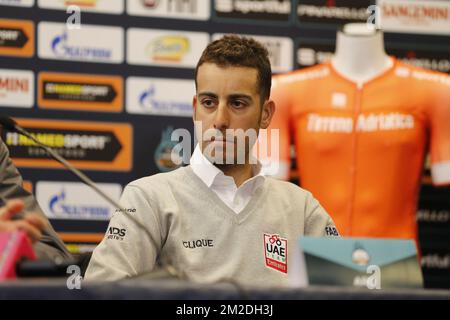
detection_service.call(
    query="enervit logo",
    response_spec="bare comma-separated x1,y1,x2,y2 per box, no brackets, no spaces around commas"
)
38,72,123,112
127,0,210,20
297,0,371,24
213,33,293,73
0,19,34,57
1,118,133,171
296,42,335,68
38,0,124,14
386,48,450,74
36,181,122,220
0,69,34,108
38,22,124,63
0,0,34,7
126,77,193,117
127,28,208,68
215,0,291,21
378,0,450,35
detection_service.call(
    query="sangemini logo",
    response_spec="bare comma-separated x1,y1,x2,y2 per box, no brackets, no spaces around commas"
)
0,69,34,108
0,75,30,93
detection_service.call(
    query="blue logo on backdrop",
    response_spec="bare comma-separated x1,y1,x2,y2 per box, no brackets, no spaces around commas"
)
48,189,110,219
139,85,192,115
51,31,112,60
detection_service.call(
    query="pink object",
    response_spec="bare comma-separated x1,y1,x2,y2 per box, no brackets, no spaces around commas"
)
0,232,36,280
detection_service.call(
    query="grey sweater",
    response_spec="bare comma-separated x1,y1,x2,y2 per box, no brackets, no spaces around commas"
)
85,166,338,287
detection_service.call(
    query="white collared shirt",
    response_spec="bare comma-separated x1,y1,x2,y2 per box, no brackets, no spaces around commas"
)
190,145,265,214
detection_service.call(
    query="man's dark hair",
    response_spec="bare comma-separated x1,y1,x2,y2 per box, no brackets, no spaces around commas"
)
195,35,272,102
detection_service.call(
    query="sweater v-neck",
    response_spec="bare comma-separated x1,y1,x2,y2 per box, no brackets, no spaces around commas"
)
181,166,268,225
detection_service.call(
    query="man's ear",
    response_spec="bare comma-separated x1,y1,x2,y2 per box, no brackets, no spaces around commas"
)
192,95,197,122
260,100,275,129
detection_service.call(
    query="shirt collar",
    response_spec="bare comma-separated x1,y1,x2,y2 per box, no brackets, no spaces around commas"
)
190,144,265,190
190,144,222,188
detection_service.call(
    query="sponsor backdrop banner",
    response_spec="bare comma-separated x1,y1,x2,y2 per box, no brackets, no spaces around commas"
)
38,72,123,112
37,0,125,15
1,118,133,171
36,181,122,221
0,68,34,108
0,0,449,288
0,18,34,57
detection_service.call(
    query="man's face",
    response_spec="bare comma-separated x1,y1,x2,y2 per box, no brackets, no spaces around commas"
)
193,63,274,165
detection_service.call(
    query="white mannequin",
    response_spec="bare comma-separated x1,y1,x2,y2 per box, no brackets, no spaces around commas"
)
331,23,393,88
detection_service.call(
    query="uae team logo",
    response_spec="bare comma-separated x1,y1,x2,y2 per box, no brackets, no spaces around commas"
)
264,233,288,273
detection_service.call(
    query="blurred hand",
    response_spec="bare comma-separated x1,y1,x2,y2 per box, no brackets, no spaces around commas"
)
0,199,48,243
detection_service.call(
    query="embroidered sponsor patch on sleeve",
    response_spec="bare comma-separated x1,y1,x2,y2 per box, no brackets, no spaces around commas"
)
325,226,339,237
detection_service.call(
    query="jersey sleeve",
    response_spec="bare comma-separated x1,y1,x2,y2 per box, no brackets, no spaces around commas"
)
429,75,450,186
84,185,163,281
256,76,292,180
304,190,340,237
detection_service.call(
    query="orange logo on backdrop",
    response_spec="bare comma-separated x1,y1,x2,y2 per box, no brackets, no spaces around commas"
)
38,72,123,113
0,19,34,57
64,0,97,7
2,118,133,171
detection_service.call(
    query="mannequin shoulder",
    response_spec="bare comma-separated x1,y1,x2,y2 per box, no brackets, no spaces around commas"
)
272,63,331,89
395,60,450,88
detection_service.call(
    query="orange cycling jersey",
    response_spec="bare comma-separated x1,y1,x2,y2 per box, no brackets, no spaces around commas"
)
265,58,450,241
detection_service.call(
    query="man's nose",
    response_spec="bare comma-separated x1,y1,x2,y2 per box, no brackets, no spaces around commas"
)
213,103,230,130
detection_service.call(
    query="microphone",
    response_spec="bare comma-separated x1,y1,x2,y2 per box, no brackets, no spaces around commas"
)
0,115,17,131
0,114,179,279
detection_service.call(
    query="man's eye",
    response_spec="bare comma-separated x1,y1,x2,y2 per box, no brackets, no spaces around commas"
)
202,99,216,108
231,100,246,108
